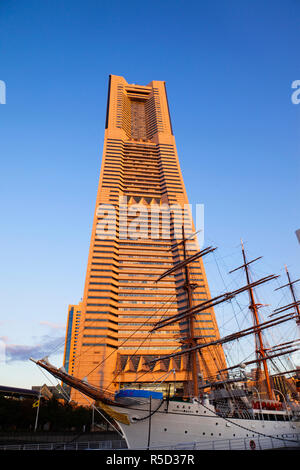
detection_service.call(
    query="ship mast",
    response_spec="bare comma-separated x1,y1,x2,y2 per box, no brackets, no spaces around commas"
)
181,226,198,397
157,227,216,397
238,241,274,400
270,267,300,345
274,266,300,327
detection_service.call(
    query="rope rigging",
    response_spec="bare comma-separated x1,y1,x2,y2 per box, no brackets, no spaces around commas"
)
31,235,300,452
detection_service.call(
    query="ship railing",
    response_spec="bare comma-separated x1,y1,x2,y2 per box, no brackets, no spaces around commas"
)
0,439,127,451
144,433,300,451
1,434,299,451
215,409,253,420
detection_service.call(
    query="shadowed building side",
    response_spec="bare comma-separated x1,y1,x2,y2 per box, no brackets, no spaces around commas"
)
63,304,82,377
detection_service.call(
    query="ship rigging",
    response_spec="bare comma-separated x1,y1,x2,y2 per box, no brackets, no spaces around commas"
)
30,233,300,449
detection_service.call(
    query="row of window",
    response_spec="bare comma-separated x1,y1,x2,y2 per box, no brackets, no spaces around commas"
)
82,343,117,348
119,346,179,350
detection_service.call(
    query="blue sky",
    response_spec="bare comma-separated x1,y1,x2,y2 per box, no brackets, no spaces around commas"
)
0,0,299,388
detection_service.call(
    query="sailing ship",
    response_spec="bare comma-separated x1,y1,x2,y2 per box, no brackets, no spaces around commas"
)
30,233,300,450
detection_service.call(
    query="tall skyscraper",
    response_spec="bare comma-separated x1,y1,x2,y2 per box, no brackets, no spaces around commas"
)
68,75,226,405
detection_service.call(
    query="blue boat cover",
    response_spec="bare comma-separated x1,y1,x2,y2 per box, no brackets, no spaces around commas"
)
115,389,163,400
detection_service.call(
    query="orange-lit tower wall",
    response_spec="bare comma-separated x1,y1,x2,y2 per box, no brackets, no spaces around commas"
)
70,75,226,405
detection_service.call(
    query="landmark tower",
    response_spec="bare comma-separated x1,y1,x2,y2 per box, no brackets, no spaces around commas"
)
67,75,226,404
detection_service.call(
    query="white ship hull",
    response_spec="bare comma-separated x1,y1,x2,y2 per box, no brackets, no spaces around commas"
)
111,398,300,450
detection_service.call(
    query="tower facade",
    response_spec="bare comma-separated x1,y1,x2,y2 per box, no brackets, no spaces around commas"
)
69,75,226,404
